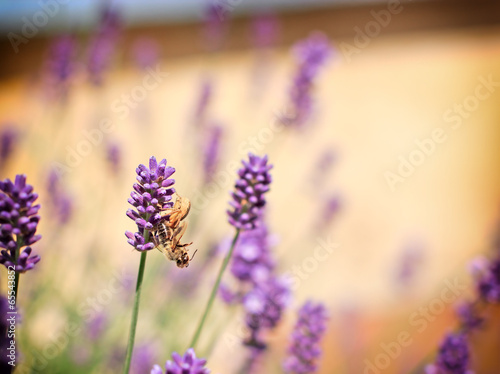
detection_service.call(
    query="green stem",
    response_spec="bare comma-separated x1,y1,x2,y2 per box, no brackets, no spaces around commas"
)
123,243,149,374
189,229,240,350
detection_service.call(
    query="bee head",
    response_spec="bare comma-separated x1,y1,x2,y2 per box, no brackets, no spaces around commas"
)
176,252,190,268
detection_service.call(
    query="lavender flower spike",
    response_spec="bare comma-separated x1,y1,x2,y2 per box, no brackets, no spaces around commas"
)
283,32,333,128
230,222,275,285
425,333,473,374
125,157,175,251
243,276,290,350
151,348,210,374
203,124,223,183
477,255,500,303
227,154,272,230
284,301,328,374
0,126,18,168
0,175,41,272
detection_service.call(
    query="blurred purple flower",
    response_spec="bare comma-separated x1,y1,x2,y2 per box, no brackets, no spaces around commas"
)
230,222,275,284
193,78,213,125
283,301,328,374
46,168,73,224
125,157,175,252
0,175,41,272
227,154,272,230
477,255,500,303
203,124,223,183
0,126,18,168
456,301,483,333
316,194,340,232
87,312,107,341
396,242,424,287
243,276,290,350
87,7,122,86
151,348,210,374
106,140,122,174
46,35,76,98
202,2,227,51
131,344,157,374
132,38,160,70
282,32,333,128
425,333,472,374
251,13,279,49
310,148,336,189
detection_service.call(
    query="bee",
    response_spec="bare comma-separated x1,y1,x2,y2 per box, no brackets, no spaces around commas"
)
151,193,196,268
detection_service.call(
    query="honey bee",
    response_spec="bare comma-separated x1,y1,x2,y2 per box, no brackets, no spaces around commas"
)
151,193,196,268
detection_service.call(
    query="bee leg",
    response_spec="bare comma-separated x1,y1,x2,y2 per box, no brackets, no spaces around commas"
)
170,221,188,249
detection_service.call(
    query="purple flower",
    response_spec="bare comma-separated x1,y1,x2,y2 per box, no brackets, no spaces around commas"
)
125,157,175,251
456,302,483,333
425,333,472,374
230,222,275,284
251,13,279,49
193,78,213,124
151,348,210,374
106,140,122,173
243,276,290,350
46,35,76,98
132,38,160,70
202,2,227,51
395,242,424,286
284,301,328,374
203,125,223,183
86,312,107,341
46,168,73,224
316,194,340,232
0,175,41,272
87,7,122,86
227,154,272,230
282,32,333,128
0,126,18,168
310,148,336,189
131,343,157,374
477,256,500,303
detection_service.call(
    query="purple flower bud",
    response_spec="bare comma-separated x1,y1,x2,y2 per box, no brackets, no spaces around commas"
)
283,301,328,374
425,333,472,374
282,32,333,128
477,255,500,303
132,38,160,70
0,126,18,168
203,124,223,183
87,7,122,86
106,140,122,174
227,154,272,230
131,343,157,374
251,13,279,49
126,157,175,252
230,223,275,284
0,175,41,272
87,312,107,341
151,348,210,374
46,168,73,224
193,78,213,125
202,2,227,51
45,35,76,99
456,301,483,333
243,276,290,350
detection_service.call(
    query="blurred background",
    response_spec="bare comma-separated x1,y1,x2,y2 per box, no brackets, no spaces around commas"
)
1,0,500,373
